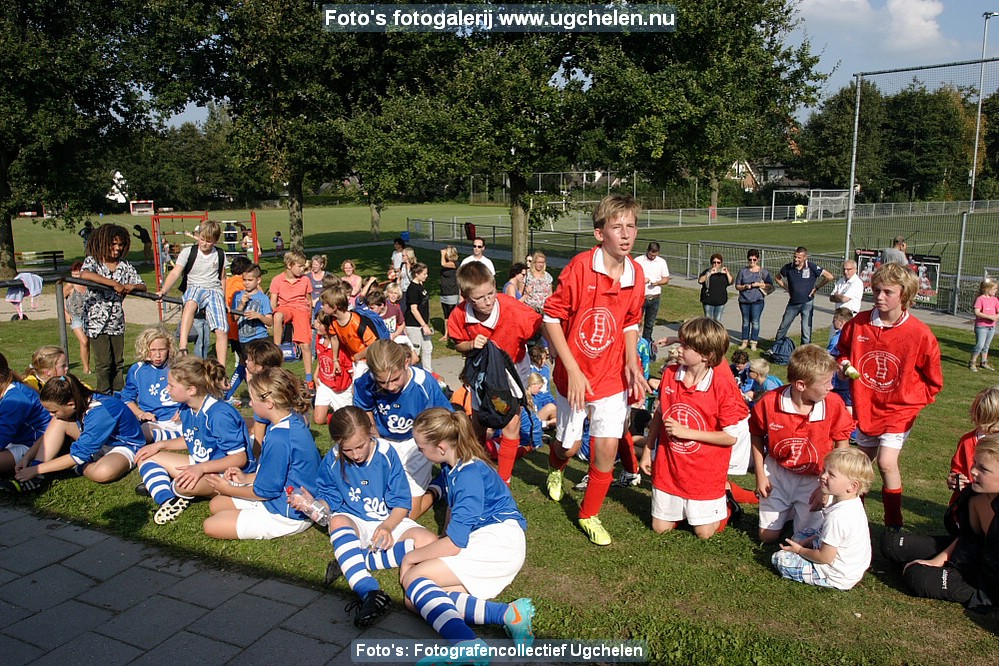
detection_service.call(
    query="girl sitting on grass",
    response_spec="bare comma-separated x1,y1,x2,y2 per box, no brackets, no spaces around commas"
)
0,353,51,486
134,355,252,525
203,368,320,540
402,408,534,661
120,326,182,444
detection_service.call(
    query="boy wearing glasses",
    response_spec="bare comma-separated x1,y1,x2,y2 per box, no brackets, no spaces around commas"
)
447,261,542,484
543,194,649,545
459,237,495,275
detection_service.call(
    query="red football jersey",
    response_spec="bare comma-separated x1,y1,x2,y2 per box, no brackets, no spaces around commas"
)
446,293,541,364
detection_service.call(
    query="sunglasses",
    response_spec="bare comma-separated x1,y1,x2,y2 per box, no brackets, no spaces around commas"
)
711,261,722,265
473,244,484,249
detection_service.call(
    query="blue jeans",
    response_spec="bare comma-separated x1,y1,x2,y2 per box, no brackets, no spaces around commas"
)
775,300,815,344
702,303,725,321
973,325,997,356
739,301,765,342
642,296,660,341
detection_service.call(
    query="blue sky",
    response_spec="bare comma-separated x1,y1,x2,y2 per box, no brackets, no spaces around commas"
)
169,1,999,126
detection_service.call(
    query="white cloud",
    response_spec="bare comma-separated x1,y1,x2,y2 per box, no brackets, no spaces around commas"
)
882,0,949,53
798,0,955,57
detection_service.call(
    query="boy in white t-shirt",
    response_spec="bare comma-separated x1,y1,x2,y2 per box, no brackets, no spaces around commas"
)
771,447,874,590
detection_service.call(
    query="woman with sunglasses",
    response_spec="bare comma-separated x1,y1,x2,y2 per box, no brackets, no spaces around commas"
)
698,253,733,323
735,249,774,350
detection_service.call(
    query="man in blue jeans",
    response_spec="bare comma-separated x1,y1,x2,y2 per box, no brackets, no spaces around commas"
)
634,242,671,342
774,246,833,344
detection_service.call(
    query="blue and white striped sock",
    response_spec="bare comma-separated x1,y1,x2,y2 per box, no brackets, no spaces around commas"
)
365,539,414,571
406,576,476,642
226,364,246,400
446,592,507,626
331,526,378,597
139,461,175,505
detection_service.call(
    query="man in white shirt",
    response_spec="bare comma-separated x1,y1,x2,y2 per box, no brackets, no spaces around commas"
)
633,241,670,341
829,260,864,315
459,236,495,275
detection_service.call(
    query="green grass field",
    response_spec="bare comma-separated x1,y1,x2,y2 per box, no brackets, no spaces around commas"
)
2,263,998,664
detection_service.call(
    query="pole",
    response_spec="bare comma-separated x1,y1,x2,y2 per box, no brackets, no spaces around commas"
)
955,212,969,316
972,13,998,212
845,74,863,261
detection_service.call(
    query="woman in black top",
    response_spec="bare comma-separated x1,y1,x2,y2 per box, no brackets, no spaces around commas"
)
698,253,733,322
439,246,459,325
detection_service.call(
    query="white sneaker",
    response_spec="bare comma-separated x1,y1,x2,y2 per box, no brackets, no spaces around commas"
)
613,471,641,488
573,474,590,491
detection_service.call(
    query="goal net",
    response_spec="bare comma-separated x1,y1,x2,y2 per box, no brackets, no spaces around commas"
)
806,190,850,222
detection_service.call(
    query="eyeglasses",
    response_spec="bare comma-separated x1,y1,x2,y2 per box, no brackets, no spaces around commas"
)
473,244,484,249
748,257,758,262
711,260,722,265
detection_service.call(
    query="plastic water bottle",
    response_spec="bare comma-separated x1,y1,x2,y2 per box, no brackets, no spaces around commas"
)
840,359,861,380
286,486,329,526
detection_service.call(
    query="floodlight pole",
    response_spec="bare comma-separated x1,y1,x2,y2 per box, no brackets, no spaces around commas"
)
971,12,999,213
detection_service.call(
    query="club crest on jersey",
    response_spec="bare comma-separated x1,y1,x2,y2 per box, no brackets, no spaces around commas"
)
575,307,616,358
772,437,819,474
856,350,901,393
664,403,707,454
348,487,361,502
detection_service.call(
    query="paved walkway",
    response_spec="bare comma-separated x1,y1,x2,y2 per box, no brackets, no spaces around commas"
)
0,505,439,665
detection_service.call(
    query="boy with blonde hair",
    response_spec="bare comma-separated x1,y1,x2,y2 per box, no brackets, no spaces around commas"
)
772,447,874,590
639,317,748,539
269,250,314,389
157,219,229,365
836,263,943,529
544,194,649,545
751,344,853,543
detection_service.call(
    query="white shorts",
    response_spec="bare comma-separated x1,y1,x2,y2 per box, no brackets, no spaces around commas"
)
331,513,423,549
315,383,353,412
381,437,432,497
651,488,727,526
439,520,526,599
85,445,137,468
727,416,751,475
231,497,313,540
856,430,910,451
758,462,824,535
555,390,629,449
3,444,29,464
147,420,183,442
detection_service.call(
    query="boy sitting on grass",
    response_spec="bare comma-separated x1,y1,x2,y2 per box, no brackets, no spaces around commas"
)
751,344,853,544
772,447,874,591
269,250,314,390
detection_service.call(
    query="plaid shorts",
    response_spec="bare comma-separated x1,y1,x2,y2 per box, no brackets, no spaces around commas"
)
184,286,229,333
771,549,831,588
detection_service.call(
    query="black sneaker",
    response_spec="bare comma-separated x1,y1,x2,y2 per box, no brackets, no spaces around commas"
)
725,489,744,523
0,477,47,494
135,483,150,497
324,559,342,586
346,589,391,628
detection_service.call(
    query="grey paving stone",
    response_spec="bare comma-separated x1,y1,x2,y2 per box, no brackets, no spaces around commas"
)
0,564,95,612
131,630,241,666
96,594,206,650
281,593,364,646
0,515,60,547
161,569,256,607
48,522,111,546
61,535,151,581
137,553,202,578
3,599,113,651
0,633,44,665
30,631,143,666
378,610,438,639
188,592,298,647
247,578,322,606
0,566,18,587
0,597,31,627
77,565,182,612
235,627,339,666
1,534,84,574
0,506,27,524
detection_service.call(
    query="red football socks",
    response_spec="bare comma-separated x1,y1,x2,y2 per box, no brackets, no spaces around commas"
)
579,467,612,519
882,486,903,527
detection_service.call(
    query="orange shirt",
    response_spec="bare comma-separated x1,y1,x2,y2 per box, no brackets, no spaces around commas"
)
226,274,245,341
269,272,312,312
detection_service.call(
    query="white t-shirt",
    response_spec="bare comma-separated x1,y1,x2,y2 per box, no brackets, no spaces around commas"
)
634,254,670,297
176,245,227,291
814,496,871,590
459,254,495,276
830,274,864,314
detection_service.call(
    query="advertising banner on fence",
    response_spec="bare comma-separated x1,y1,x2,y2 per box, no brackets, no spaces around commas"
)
856,249,940,306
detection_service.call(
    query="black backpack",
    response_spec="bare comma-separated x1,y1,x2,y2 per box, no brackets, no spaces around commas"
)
179,246,226,292
765,337,795,365
461,341,526,429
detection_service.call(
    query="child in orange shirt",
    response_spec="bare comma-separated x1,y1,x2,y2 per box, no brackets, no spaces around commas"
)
269,251,314,390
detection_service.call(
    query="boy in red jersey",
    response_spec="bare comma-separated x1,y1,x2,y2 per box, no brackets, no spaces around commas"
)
639,318,748,539
543,194,649,546
836,263,943,529
447,261,542,485
751,344,854,543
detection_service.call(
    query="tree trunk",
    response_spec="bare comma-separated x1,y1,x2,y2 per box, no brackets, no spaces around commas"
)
286,173,304,254
369,201,381,240
0,156,16,279
508,172,528,265
709,174,720,209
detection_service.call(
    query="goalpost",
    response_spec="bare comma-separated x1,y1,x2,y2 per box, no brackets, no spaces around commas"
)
806,189,850,222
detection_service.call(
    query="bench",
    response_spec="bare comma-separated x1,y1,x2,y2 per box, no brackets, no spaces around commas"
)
14,250,65,274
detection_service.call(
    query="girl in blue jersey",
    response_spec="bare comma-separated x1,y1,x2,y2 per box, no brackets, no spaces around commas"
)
134,355,252,525
353,339,453,519
0,353,51,483
15,374,144,486
204,368,321,540
290,406,437,628
402,408,535,660
121,326,182,443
